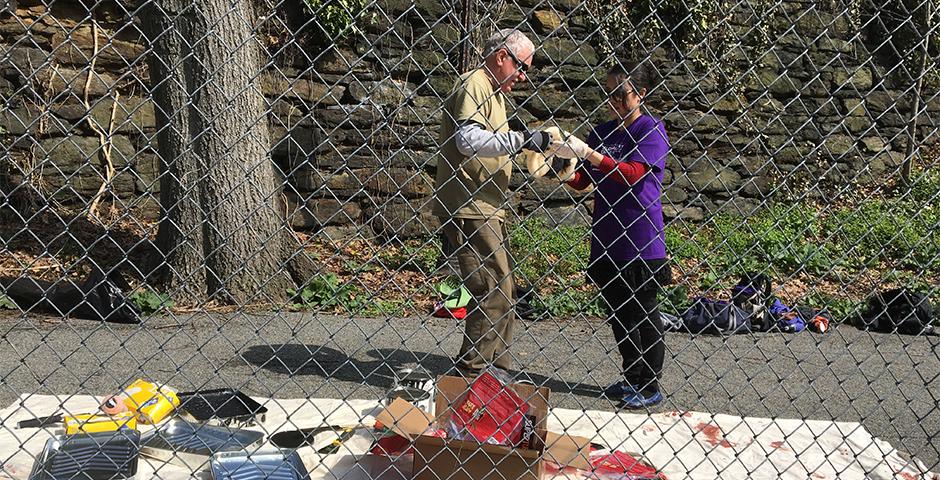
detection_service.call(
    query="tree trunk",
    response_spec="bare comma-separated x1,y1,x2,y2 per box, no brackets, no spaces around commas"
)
140,0,317,306
185,0,294,304
139,0,207,305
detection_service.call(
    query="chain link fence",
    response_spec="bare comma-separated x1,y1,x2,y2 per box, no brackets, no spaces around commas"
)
1,0,939,477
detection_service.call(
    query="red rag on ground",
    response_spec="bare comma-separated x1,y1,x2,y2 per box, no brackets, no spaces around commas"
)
591,450,667,479
811,315,830,333
432,302,467,320
449,371,529,445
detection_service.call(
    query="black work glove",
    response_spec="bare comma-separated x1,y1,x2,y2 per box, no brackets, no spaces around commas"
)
548,156,568,176
522,130,552,153
548,156,577,182
507,116,527,132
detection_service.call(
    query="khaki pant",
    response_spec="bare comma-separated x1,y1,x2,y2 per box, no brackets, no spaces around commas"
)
442,218,516,375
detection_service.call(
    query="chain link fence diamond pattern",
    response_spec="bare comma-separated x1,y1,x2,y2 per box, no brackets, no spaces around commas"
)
1,0,939,478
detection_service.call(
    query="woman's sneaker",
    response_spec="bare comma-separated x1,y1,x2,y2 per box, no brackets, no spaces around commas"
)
604,381,638,398
620,390,663,409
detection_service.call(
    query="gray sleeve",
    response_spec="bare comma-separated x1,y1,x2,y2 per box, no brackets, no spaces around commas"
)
455,123,526,157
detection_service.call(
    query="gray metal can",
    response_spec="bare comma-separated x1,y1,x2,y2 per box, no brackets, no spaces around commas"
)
386,384,433,413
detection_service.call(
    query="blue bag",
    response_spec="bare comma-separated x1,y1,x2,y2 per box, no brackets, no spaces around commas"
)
661,312,684,331
681,298,752,334
777,311,807,332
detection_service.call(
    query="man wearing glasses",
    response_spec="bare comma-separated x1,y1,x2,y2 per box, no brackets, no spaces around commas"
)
434,28,555,378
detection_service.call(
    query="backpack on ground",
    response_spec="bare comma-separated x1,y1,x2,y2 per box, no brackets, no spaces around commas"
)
661,311,684,331
681,298,752,334
515,285,538,320
731,272,775,332
857,288,935,335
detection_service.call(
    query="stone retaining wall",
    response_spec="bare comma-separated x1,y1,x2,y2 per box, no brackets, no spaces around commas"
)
1,0,937,239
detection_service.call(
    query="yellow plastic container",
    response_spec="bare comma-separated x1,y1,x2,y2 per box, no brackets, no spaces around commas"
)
64,412,137,435
120,379,179,424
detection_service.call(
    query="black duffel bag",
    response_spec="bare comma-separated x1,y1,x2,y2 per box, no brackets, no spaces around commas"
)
857,288,935,335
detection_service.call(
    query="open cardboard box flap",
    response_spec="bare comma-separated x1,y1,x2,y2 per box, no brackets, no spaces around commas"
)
544,431,592,470
373,394,592,471
374,397,435,440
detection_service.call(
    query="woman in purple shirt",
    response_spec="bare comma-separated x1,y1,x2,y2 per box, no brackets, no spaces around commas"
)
550,60,672,409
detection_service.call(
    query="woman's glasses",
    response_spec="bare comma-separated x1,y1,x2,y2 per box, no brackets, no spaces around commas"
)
606,88,634,101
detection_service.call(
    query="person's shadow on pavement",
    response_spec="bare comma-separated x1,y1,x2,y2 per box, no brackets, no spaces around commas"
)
241,344,605,397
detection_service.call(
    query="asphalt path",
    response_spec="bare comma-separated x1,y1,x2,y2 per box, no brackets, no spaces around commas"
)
0,312,937,469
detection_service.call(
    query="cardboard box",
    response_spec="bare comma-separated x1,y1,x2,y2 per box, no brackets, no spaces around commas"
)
374,375,591,480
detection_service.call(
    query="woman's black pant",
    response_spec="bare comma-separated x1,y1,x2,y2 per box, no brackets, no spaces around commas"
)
590,259,668,394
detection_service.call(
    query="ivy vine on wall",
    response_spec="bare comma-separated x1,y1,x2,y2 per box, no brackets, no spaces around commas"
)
302,0,370,45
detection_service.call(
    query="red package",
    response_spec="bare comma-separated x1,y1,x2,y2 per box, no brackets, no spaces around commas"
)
447,371,529,445
590,450,666,479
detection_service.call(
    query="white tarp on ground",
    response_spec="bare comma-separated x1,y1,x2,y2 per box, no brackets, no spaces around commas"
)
0,394,935,480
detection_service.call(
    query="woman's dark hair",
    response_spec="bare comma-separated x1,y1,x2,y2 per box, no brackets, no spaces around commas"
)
607,60,659,98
